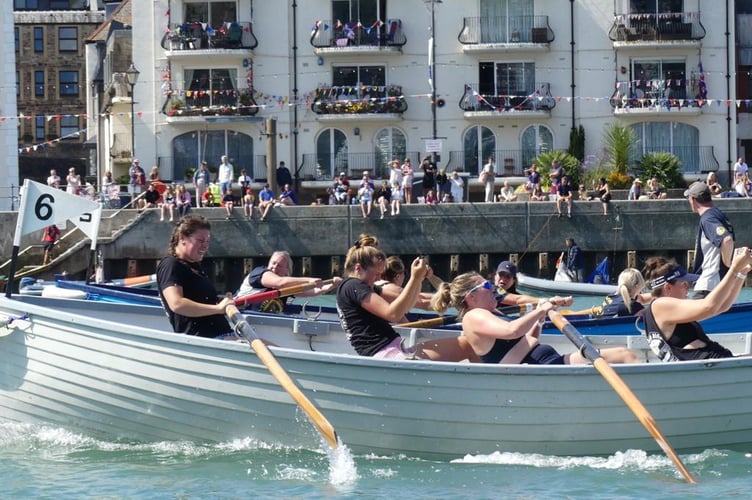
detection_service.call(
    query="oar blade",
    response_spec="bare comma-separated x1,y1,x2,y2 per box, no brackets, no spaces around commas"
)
548,310,697,484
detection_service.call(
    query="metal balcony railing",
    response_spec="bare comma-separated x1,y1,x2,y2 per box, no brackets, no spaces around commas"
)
299,152,424,180
608,12,705,42
447,150,546,177
160,21,257,51
458,15,553,45
311,85,408,115
460,83,555,112
162,88,259,117
609,81,704,110
631,146,719,174
310,18,406,49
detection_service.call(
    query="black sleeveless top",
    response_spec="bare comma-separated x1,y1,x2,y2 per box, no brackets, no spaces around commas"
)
643,303,733,360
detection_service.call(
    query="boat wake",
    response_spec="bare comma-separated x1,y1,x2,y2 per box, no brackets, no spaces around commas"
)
452,448,729,474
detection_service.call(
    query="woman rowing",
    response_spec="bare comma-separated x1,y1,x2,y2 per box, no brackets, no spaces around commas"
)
641,248,752,361
336,241,476,361
157,215,234,337
596,268,651,317
431,272,638,365
493,260,573,310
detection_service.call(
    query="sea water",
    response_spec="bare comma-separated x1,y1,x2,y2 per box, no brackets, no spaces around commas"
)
1,421,750,498
3,290,752,497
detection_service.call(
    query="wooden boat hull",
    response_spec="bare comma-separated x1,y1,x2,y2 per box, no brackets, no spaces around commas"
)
2,295,752,459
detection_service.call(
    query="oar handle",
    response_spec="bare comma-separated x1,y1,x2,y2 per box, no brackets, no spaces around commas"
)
234,278,335,307
225,304,339,449
396,315,458,329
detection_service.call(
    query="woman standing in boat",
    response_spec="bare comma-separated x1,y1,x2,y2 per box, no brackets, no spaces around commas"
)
641,248,752,361
336,240,476,361
431,272,638,365
157,215,234,338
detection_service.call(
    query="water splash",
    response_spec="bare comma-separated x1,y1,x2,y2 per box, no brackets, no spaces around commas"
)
325,437,358,487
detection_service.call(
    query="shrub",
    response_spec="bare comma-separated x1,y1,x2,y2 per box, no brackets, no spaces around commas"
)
533,150,582,190
603,123,636,175
567,125,586,162
634,152,684,188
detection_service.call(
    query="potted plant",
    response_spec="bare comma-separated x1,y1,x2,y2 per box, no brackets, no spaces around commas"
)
168,98,185,116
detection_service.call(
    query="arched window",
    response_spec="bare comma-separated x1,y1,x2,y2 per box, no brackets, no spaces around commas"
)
374,127,407,178
521,124,554,168
316,128,348,179
631,122,699,171
463,125,495,175
172,130,254,182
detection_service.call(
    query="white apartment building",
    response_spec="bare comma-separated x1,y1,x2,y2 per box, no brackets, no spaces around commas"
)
0,2,19,211
92,0,735,190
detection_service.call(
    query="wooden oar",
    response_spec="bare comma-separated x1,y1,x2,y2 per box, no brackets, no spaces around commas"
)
396,304,532,329
396,315,458,328
225,304,339,449
558,306,595,316
234,279,334,307
547,309,697,484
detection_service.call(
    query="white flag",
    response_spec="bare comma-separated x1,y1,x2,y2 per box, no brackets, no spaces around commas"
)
13,180,102,248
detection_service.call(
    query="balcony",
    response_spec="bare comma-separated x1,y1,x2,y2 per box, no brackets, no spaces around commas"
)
459,15,553,53
299,152,426,182
609,12,705,48
460,83,555,119
310,19,406,56
162,88,260,123
161,21,257,56
311,85,407,122
610,81,703,116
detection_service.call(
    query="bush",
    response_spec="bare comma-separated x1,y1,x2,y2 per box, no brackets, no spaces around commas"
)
567,125,585,162
634,152,684,188
533,150,582,190
603,123,636,176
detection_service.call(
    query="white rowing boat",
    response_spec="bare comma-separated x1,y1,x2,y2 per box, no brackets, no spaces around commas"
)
517,272,617,296
2,293,752,461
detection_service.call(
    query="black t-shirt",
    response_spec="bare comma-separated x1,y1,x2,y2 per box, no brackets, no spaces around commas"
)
157,255,231,337
145,189,160,204
336,277,398,356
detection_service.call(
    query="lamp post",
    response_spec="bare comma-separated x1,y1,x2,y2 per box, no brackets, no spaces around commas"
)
125,63,140,163
425,0,441,163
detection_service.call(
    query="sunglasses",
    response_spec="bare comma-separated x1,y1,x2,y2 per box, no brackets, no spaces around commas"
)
467,280,493,296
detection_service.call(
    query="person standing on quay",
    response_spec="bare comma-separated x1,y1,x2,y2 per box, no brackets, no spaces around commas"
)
129,159,146,205
684,181,735,298
41,224,61,265
276,161,293,189
217,155,234,196
193,161,211,204
481,156,496,203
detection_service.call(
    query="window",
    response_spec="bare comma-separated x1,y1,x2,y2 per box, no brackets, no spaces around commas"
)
463,126,495,175
478,61,536,108
14,27,19,53
521,125,554,168
59,71,79,96
374,127,406,178
631,122,699,170
629,0,682,14
332,0,386,26
631,59,688,100
479,0,534,43
35,70,44,97
35,116,45,140
184,1,237,25
316,129,348,177
34,27,43,53
185,68,237,107
60,115,79,138
172,130,254,182
333,65,385,87
16,71,19,97
58,27,78,52
15,1,79,9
